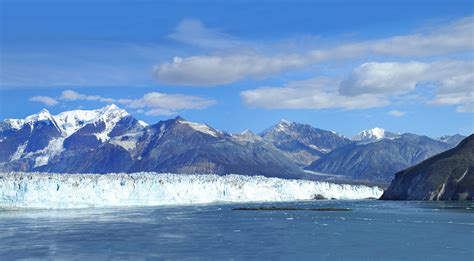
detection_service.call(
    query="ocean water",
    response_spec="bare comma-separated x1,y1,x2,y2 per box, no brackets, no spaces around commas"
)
0,200,472,260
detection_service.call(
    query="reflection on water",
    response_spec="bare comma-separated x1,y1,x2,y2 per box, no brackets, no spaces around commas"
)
0,201,473,260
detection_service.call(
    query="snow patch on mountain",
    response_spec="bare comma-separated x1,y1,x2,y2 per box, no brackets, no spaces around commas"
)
138,120,148,127
437,134,466,146
56,104,129,140
352,128,399,142
25,138,65,167
6,109,59,131
308,144,330,153
34,156,50,168
2,105,135,164
109,132,143,152
3,104,130,140
179,120,220,137
0,172,383,209
233,130,263,142
10,142,28,161
275,119,294,132
3,119,25,130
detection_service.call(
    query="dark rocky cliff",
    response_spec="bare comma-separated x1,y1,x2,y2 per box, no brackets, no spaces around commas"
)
380,135,474,200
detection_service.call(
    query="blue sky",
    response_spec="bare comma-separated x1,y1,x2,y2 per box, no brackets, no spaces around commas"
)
1,0,473,137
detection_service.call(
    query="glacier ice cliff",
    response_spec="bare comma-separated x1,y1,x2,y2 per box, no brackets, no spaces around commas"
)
0,172,383,209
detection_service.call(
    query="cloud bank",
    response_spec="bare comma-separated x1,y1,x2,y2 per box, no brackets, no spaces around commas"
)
155,17,473,86
241,60,473,112
29,90,216,116
29,96,59,106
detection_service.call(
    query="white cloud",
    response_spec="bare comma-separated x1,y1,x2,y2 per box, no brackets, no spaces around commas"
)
59,90,115,102
429,92,474,113
168,19,244,49
30,90,216,116
340,60,473,111
367,16,473,57
388,110,405,117
309,17,473,59
144,108,177,116
29,96,58,106
153,54,307,86
241,60,473,113
429,92,472,106
118,92,216,116
155,16,474,86
241,77,388,110
339,62,430,96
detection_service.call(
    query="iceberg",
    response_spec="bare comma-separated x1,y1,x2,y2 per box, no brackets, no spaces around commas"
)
0,172,383,209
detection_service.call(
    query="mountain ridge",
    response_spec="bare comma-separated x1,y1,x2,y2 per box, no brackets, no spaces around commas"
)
0,105,467,183
306,133,455,182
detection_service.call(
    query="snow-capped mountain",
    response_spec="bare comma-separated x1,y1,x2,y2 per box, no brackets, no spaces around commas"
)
352,127,400,142
0,105,144,170
260,119,352,166
3,104,133,139
0,105,465,183
0,106,304,178
232,130,263,142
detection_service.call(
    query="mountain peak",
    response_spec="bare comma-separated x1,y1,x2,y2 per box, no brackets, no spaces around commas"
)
102,104,120,111
438,134,467,146
233,129,262,142
97,104,129,119
24,108,55,124
172,118,221,137
241,129,254,135
174,116,185,122
353,127,399,141
278,119,294,126
272,119,296,133
353,127,386,141
39,108,51,115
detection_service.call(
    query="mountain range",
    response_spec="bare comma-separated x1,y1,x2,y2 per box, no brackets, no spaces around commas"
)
306,133,453,182
0,105,467,183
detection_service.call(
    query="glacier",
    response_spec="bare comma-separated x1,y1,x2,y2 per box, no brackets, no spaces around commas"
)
0,172,383,209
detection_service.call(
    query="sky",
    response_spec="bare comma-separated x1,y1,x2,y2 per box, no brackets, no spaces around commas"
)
1,0,473,138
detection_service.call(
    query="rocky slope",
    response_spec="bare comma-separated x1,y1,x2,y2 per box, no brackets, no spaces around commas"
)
260,120,351,166
306,134,453,183
380,135,473,200
438,134,466,147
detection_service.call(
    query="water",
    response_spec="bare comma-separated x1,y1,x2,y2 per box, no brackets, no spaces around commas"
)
0,200,472,260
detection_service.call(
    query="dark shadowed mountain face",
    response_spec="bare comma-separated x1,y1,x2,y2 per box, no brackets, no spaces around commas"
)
0,110,63,171
381,134,474,200
127,118,305,178
306,134,454,183
260,120,352,166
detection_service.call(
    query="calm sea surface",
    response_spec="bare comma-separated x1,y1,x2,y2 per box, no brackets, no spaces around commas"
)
0,200,472,260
